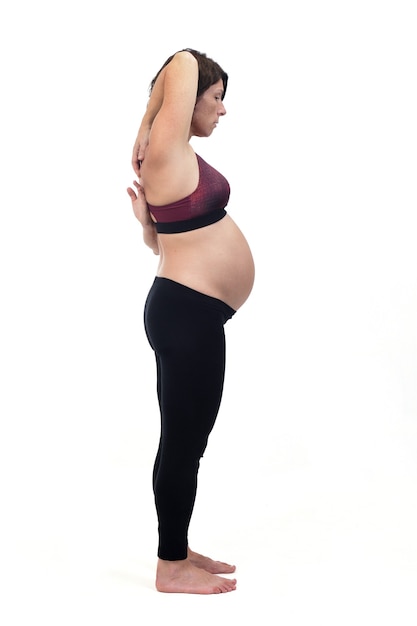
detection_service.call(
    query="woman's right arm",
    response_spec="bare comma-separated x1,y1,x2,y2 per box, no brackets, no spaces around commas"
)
146,51,198,161
139,51,199,207
131,50,199,217
132,50,198,177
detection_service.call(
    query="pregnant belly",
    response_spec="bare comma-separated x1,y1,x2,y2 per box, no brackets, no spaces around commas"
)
156,215,255,310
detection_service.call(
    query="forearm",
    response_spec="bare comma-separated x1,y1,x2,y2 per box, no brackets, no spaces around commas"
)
140,66,166,131
136,201,159,254
127,180,158,254
142,223,159,255
139,51,197,130
132,52,197,174
132,66,167,173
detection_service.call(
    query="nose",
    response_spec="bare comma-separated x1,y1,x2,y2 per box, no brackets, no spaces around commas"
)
219,101,226,116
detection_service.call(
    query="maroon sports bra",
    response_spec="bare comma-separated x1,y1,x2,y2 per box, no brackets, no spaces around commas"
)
147,154,230,234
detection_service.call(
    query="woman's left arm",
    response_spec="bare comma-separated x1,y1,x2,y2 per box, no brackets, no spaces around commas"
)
126,180,159,255
131,65,167,177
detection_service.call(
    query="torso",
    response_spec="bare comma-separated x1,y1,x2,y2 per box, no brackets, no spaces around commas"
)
141,149,254,311
155,214,255,311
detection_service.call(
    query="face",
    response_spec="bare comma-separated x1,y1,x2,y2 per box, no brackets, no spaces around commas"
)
190,79,227,138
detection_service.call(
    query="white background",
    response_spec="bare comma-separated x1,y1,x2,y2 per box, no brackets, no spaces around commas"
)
1,1,416,624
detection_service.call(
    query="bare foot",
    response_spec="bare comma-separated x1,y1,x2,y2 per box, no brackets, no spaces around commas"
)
188,548,236,574
156,558,237,594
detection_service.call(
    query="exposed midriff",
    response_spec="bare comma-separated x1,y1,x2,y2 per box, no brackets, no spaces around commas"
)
155,214,254,311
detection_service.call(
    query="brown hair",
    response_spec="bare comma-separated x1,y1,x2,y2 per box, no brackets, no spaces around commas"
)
149,48,228,100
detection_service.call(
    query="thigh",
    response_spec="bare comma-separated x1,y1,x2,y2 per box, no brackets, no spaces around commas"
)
145,278,229,454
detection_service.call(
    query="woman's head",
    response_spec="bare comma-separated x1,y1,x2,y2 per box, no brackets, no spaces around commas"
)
149,49,228,100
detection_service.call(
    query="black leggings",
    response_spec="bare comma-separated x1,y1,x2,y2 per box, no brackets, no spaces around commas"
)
144,277,235,560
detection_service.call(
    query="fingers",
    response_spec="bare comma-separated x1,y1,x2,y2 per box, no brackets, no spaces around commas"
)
127,181,145,201
132,137,150,173
132,143,141,177
132,163,141,178
134,180,146,196
126,186,137,200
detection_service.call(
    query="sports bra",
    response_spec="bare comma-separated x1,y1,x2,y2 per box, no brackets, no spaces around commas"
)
146,154,230,234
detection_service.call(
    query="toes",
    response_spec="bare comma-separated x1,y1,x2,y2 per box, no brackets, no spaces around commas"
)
223,579,237,592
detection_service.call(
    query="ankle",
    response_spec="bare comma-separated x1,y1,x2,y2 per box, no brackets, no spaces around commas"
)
157,557,188,572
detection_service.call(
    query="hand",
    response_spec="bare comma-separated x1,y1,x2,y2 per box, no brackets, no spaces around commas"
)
132,124,151,177
126,180,150,226
126,181,159,255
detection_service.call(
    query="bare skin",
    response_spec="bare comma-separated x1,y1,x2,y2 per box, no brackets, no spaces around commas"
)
129,52,251,595
187,548,236,574
156,549,237,594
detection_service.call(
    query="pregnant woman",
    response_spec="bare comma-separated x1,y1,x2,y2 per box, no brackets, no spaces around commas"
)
127,48,255,594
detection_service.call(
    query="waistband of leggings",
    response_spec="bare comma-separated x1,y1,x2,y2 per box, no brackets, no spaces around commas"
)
152,277,236,319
